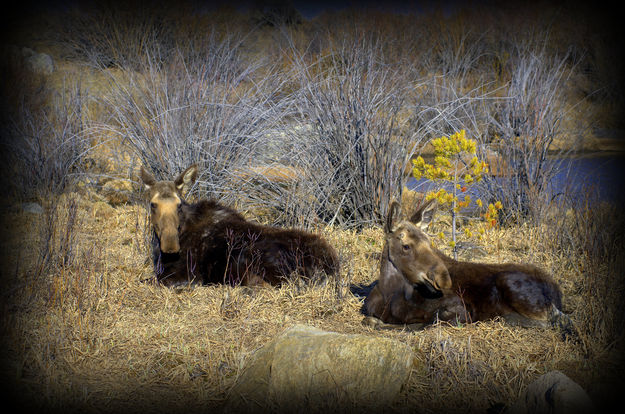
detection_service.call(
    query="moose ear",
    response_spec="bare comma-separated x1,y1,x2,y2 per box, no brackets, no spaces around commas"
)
385,200,402,233
409,198,437,230
139,166,156,190
174,164,198,194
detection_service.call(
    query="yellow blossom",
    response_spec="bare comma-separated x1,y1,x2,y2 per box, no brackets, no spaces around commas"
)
435,155,451,168
412,156,425,168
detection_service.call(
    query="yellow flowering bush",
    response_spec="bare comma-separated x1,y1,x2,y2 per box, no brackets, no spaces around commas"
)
412,130,503,258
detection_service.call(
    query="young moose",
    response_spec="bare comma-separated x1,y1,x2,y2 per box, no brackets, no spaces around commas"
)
139,164,339,287
364,199,573,333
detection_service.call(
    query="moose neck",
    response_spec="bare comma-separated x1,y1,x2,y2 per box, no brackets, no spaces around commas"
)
379,243,413,298
432,246,465,274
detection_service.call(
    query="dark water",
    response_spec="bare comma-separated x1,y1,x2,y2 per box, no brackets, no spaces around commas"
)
551,154,625,202
407,153,625,205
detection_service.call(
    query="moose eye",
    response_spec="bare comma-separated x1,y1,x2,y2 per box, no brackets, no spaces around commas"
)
402,244,410,251
150,202,157,210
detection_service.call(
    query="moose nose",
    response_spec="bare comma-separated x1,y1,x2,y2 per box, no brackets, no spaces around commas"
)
415,281,443,299
160,231,180,254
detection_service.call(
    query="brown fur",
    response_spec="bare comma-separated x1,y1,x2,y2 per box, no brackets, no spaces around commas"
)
139,165,339,287
365,200,572,332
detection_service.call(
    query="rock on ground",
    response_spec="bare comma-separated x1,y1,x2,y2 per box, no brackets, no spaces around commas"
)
21,47,55,75
224,324,415,413
506,370,595,414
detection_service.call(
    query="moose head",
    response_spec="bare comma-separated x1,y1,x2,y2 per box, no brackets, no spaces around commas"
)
384,199,452,296
139,164,198,254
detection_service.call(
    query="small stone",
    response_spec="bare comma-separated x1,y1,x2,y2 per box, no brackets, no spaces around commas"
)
22,47,54,75
21,202,43,214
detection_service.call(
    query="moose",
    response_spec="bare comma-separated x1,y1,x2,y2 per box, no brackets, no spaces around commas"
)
139,164,339,287
364,199,573,334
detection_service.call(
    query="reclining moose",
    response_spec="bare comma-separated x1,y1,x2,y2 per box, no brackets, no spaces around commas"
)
139,164,339,287
364,199,573,334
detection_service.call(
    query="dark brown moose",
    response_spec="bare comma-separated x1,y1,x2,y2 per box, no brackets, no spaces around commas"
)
364,199,573,333
139,164,339,287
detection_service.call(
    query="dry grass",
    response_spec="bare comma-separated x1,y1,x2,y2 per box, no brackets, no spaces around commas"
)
1,185,623,414
3,5,624,413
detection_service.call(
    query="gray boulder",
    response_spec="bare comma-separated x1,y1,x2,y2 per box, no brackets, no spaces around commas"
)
21,202,43,214
506,370,595,414
224,324,414,413
22,47,54,75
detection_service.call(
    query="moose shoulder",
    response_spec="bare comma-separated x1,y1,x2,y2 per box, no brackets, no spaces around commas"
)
364,199,573,333
139,165,339,287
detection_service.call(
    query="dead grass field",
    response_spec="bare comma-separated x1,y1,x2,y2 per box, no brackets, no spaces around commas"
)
2,6,624,412
1,183,623,414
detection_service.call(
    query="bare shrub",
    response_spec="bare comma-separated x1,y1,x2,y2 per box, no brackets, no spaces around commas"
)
1,72,90,201
101,32,291,204
276,30,422,228
256,24,503,229
479,39,578,222
0,56,91,307
53,0,177,68
1,77,88,287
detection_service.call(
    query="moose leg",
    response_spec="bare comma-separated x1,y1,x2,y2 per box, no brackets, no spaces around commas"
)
497,273,576,338
501,313,550,328
548,304,578,339
362,285,429,330
361,316,427,331
501,307,578,340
